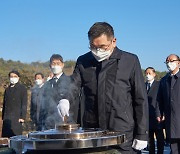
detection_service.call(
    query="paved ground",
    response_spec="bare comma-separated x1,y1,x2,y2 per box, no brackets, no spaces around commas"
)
142,144,171,153
0,145,171,154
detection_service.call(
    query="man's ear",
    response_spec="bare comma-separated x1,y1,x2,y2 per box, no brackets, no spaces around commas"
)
112,38,116,48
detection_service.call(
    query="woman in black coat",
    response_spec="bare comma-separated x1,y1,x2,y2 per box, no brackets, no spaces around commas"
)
2,70,27,137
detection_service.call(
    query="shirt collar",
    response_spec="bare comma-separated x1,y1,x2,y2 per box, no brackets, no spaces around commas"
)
53,72,63,80
109,47,122,60
147,79,154,85
39,83,44,88
171,69,179,76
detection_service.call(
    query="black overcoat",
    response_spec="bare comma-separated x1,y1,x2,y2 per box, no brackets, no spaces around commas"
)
72,47,148,143
146,80,163,130
30,85,45,130
156,70,180,139
2,82,27,137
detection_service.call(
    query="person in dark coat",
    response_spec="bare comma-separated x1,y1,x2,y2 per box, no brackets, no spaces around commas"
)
40,54,71,130
156,54,180,154
30,72,45,131
2,70,27,137
145,67,164,154
57,22,148,153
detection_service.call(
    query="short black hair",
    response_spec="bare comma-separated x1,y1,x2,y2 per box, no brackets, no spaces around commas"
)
145,67,156,73
35,72,44,79
9,70,20,77
50,54,63,64
88,22,114,41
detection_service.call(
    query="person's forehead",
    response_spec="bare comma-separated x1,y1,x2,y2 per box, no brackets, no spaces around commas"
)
10,73,18,77
167,55,178,60
51,59,63,63
92,34,110,43
146,69,154,73
35,74,43,79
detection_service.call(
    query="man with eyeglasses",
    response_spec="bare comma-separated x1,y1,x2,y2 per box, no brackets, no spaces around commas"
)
57,22,148,153
156,54,180,154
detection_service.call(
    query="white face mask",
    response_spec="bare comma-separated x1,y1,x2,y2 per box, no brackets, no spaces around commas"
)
10,77,19,84
166,62,177,72
146,74,154,82
35,79,43,86
51,65,63,74
91,48,112,62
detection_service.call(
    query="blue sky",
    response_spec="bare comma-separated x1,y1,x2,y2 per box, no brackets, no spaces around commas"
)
0,0,179,71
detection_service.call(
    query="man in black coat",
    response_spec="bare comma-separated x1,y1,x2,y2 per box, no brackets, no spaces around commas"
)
30,72,45,131
2,70,27,137
145,67,164,154
57,22,148,153
40,54,71,130
156,54,180,154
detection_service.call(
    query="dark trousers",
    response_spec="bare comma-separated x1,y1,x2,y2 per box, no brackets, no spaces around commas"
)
148,129,164,154
170,139,180,154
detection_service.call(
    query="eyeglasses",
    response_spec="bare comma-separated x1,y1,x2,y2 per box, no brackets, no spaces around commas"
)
89,41,112,51
164,59,179,64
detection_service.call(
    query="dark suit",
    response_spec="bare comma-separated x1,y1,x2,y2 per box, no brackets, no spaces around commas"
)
146,80,164,154
2,82,27,137
30,85,45,130
40,73,71,130
156,70,180,154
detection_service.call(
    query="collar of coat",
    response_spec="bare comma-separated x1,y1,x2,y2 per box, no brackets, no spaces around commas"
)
9,82,21,90
109,47,123,60
174,69,180,78
168,69,180,79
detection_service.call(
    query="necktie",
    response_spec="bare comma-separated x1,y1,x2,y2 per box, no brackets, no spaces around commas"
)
147,83,151,92
52,77,58,88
